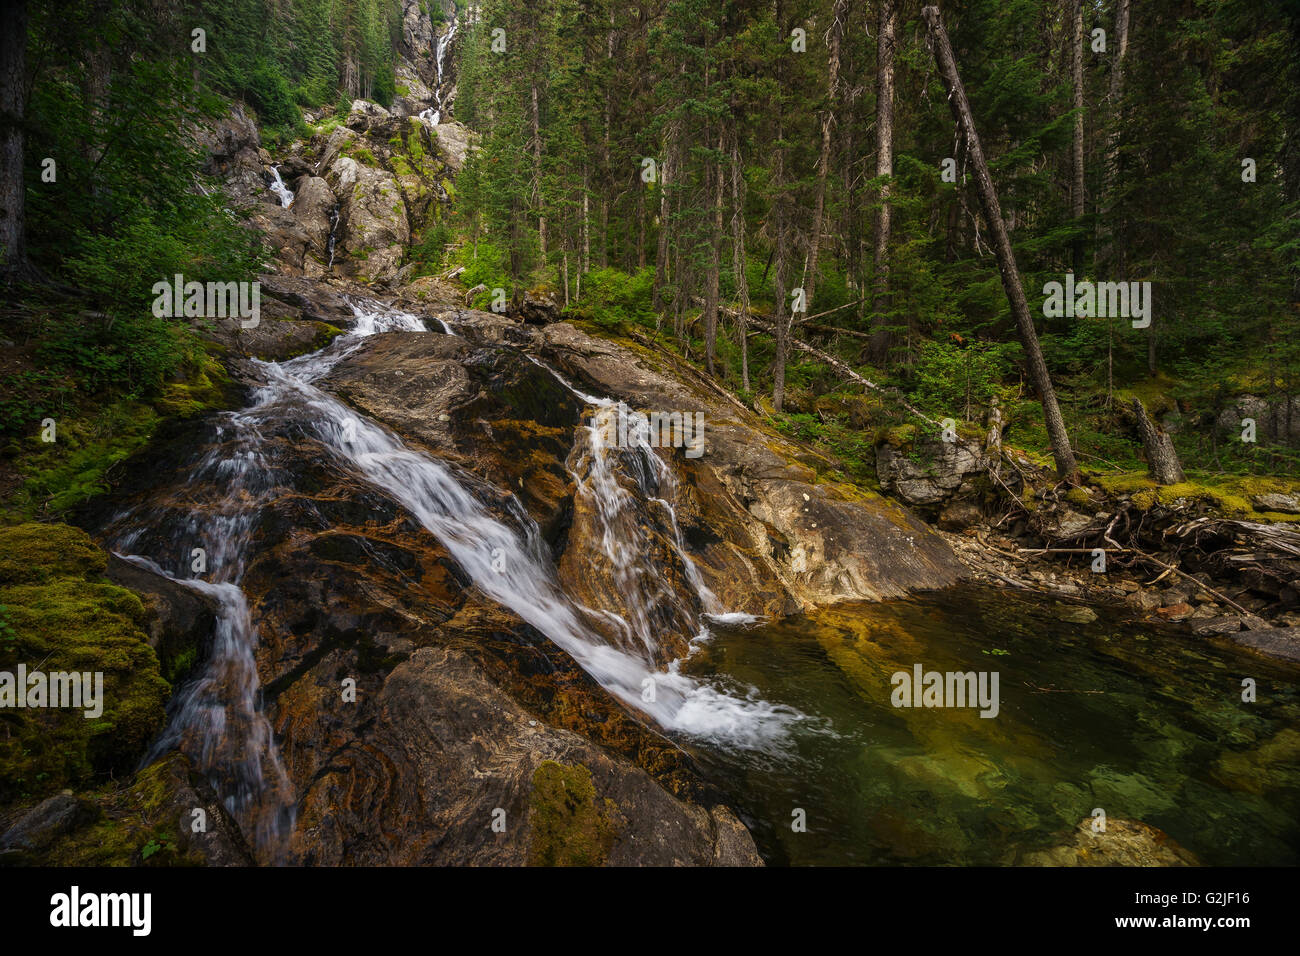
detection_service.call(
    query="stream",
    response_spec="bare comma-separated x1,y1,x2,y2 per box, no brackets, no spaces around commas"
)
95,301,1300,866
685,585,1300,865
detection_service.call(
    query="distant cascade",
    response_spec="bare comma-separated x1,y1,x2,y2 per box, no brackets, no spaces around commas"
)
421,12,458,127
268,165,294,208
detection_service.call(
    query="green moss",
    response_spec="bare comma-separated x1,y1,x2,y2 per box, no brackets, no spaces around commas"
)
0,522,106,584
4,352,232,521
10,401,161,518
1089,470,1300,520
527,760,618,867
0,523,170,808
43,756,203,866
876,423,917,449
1064,486,1092,507
343,143,379,166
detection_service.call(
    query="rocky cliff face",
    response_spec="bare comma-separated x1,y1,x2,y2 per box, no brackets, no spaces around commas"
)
188,11,472,288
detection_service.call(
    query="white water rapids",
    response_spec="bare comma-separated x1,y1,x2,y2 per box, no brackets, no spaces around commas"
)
105,299,805,857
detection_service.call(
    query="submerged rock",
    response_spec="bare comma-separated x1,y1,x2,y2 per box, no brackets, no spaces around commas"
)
1016,817,1201,866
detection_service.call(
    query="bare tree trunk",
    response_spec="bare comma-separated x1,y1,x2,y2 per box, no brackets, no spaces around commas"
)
773,218,789,413
924,5,1079,478
1100,0,1130,409
653,130,672,315
805,0,847,313
1132,398,1185,484
1,0,29,282
1071,0,1085,275
1099,0,1130,265
602,7,613,268
867,0,897,366
704,132,723,375
531,82,545,262
771,97,789,412
730,133,751,392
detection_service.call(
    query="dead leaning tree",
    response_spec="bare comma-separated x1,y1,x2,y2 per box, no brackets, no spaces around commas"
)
1131,397,1185,484
922,5,1079,480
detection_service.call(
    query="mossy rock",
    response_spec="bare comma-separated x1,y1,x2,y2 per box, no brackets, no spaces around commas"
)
526,760,618,867
0,523,169,808
0,523,106,585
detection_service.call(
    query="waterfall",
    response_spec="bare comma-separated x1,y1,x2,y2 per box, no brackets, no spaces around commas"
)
326,205,339,268
420,13,458,127
103,298,803,857
268,165,294,208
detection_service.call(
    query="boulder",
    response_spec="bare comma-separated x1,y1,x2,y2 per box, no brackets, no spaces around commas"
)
290,176,337,266
434,120,476,173
1224,626,1300,663
106,554,219,684
191,102,264,205
326,156,409,283
1253,492,1300,515
875,437,986,509
515,287,561,325
0,793,101,861
1216,395,1300,446
1015,817,1200,866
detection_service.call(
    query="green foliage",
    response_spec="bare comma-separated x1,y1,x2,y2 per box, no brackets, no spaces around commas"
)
245,60,302,130
910,341,1020,422
566,268,656,330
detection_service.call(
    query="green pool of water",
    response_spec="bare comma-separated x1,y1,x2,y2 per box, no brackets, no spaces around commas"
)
683,585,1300,865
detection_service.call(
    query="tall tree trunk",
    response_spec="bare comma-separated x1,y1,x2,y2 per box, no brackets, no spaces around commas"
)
653,130,672,317
531,81,545,262
730,132,751,392
704,132,723,375
582,164,590,275
773,212,789,413
1100,0,1130,409
805,0,847,313
1099,0,1130,266
1071,0,1085,275
923,5,1079,478
867,0,896,366
601,6,613,269
1,0,29,282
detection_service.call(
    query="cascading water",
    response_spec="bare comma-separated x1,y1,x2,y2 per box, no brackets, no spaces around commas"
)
103,297,804,858
268,165,294,208
420,14,458,127
326,205,339,268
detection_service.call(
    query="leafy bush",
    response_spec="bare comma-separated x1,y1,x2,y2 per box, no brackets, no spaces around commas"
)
567,267,656,330
911,340,1020,421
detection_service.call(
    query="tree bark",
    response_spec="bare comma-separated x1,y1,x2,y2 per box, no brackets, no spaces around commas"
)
805,0,847,313
704,130,723,375
730,132,751,392
530,81,545,262
923,5,1079,478
1071,0,1085,275
1,0,29,282
1099,0,1129,265
1131,398,1185,484
867,0,897,366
